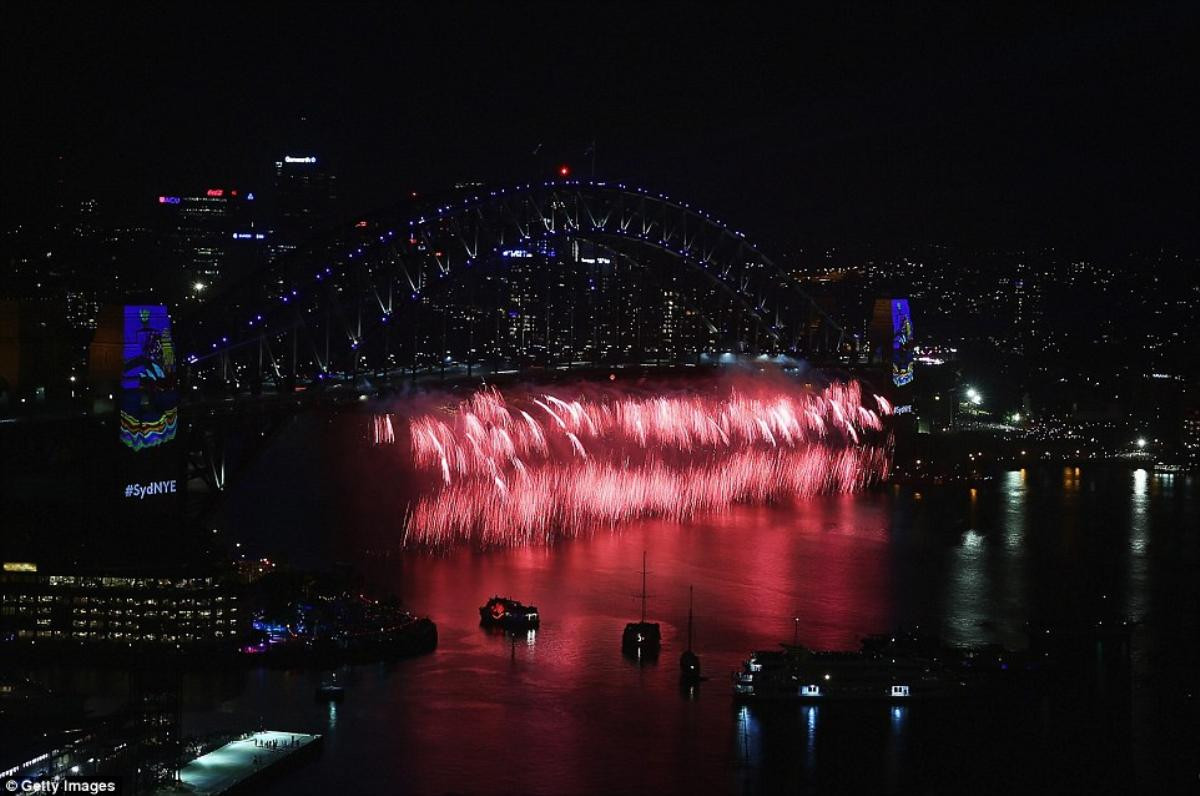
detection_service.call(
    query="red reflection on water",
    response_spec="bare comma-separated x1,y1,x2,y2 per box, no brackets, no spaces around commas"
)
351,496,892,795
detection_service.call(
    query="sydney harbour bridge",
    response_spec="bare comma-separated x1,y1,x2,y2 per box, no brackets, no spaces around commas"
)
78,179,863,519
179,179,843,395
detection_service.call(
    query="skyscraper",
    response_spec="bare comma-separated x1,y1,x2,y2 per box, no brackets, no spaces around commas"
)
155,188,262,301
271,154,336,259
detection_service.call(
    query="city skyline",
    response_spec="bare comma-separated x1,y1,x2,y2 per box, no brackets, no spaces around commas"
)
4,4,1199,252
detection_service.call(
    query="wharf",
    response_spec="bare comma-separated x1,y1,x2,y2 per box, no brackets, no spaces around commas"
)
172,730,321,795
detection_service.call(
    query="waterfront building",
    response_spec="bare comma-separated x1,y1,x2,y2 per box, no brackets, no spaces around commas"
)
0,564,247,649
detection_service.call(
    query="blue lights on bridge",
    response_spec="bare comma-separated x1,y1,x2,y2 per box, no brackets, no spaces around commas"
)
182,178,841,373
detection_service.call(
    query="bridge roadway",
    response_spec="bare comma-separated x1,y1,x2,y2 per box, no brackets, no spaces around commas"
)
186,360,762,413
180,355,887,418
1,357,877,422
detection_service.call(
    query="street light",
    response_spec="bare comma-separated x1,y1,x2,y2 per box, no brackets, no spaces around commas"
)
1136,437,1147,449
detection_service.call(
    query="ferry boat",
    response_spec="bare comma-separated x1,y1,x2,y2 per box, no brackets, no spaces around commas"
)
733,629,1032,702
479,596,540,630
622,551,661,659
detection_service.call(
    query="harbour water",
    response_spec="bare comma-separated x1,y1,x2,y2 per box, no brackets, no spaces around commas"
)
202,456,1198,794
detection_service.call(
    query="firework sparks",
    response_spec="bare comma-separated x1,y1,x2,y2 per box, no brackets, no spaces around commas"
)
372,413,395,446
393,379,891,547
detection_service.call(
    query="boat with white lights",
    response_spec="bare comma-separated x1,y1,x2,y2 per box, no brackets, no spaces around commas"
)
733,629,1037,702
315,673,345,701
479,596,540,630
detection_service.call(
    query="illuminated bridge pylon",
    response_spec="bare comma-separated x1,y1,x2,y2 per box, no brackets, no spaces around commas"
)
180,179,842,393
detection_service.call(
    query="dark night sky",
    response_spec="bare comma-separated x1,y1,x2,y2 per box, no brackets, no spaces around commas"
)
3,3,1198,252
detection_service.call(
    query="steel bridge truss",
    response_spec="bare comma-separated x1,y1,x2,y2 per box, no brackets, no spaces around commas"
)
182,180,841,392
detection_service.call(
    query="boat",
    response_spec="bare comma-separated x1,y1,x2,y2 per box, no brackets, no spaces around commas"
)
733,628,1041,702
622,551,660,659
315,683,344,700
679,585,701,684
479,596,540,630
315,674,345,701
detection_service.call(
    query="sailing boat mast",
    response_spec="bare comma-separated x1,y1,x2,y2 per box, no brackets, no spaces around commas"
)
679,584,700,682
640,550,648,623
623,549,662,658
687,585,694,651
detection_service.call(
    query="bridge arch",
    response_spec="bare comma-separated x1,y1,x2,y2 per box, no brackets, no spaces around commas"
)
181,180,841,390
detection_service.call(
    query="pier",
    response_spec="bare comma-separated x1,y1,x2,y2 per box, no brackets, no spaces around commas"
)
175,730,321,795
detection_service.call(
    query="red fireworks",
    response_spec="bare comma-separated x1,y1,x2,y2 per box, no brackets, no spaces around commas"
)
392,379,892,547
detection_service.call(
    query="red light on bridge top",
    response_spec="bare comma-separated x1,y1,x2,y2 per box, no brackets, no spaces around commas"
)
558,165,570,177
